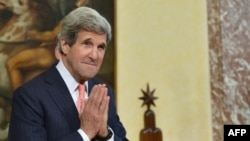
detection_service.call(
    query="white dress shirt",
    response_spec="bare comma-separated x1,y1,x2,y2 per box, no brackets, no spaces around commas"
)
56,60,114,141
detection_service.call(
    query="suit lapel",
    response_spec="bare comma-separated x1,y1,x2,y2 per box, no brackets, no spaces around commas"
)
44,65,80,131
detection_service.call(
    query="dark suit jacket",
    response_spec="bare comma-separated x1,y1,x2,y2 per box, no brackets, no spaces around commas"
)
8,64,128,141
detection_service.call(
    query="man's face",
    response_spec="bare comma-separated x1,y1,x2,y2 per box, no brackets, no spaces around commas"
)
61,30,107,82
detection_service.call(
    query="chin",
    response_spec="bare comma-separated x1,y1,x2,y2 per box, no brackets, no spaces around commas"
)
83,73,97,80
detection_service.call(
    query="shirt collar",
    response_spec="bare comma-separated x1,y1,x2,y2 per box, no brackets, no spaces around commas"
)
56,60,88,94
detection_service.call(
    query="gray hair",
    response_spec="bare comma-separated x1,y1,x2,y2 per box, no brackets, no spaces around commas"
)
57,6,112,54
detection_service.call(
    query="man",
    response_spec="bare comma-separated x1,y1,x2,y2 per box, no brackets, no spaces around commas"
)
8,6,128,141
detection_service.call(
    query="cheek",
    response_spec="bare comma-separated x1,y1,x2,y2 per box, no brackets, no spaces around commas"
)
70,47,84,58
98,51,106,60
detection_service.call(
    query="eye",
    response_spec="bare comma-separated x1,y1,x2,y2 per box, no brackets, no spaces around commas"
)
98,44,106,50
83,40,91,46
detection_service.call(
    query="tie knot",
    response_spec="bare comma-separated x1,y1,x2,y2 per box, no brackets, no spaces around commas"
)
78,83,85,93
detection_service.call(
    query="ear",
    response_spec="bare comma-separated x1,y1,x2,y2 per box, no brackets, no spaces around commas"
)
60,39,70,55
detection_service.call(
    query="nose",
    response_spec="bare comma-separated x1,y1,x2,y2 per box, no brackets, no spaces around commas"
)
88,47,98,60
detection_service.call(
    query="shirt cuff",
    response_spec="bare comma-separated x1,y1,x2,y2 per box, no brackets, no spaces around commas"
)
107,127,114,141
78,129,90,141
78,127,114,141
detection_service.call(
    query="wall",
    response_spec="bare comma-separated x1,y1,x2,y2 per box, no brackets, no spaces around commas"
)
207,0,250,141
116,0,212,141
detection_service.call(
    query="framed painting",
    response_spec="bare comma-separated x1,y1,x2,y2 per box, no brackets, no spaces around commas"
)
0,0,114,140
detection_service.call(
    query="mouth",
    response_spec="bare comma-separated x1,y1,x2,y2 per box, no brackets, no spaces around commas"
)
82,62,97,67
86,64,96,67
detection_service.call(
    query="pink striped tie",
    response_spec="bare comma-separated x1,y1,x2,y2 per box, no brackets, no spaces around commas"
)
77,83,85,114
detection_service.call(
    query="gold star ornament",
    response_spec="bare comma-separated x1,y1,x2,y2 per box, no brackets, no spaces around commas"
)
139,83,158,110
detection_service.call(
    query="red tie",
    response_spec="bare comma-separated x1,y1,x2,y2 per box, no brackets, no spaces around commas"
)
77,83,85,114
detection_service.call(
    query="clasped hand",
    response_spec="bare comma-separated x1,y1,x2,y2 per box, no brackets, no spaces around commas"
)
79,84,110,139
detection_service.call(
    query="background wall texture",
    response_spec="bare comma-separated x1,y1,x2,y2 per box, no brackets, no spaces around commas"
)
116,0,212,141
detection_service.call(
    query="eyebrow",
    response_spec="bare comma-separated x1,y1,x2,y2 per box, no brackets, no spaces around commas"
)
83,38,92,43
83,38,107,47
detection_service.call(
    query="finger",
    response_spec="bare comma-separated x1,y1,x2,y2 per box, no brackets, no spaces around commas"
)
95,86,107,107
87,85,106,112
92,87,106,113
79,99,88,114
88,84,103,100
85,85,99,109
98,89,109,115
94,85,105,103
102,96,109,116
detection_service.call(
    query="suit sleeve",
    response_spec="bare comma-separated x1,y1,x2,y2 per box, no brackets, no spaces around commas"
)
107,86,129,141
8,87,83,141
